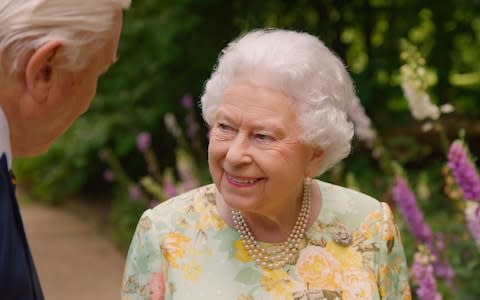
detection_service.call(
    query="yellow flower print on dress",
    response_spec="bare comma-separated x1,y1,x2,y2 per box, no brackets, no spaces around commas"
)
341,268,376,300
381,203,396,242
197,210,225,231
296,246,342,290
324,242,362,270
181,262,203,282
260,268,294,299
358,209,381,240
234,239,252,263
193,193,225,231
193,193,209,213
160,232,191,268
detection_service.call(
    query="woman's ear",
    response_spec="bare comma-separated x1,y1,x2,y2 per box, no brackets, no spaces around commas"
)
24,41,63,103
305,148,324,177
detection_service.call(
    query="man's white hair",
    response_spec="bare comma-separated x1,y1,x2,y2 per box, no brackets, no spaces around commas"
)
0,0,131,74
201,29,356,175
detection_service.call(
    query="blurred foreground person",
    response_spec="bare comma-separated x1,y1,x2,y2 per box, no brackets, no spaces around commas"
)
122,29,411,299
0,0,131,299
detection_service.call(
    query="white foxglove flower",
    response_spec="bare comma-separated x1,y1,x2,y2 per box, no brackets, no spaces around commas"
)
440,103,455,114
401,81,440,120
421,122,433,132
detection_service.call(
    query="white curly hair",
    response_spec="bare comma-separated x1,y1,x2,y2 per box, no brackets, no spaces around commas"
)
201,29,356,175
0,0,131,75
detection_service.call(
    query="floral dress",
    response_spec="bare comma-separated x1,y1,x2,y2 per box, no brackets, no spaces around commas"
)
121,180,411,300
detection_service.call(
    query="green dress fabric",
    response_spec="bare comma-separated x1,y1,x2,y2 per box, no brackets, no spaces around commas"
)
121,180,411,300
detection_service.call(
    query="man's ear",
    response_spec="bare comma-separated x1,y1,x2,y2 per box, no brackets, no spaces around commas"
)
305,148,324,178
25,41,63,103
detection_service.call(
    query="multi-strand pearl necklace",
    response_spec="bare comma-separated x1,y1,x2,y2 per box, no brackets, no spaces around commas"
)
232,178,311,269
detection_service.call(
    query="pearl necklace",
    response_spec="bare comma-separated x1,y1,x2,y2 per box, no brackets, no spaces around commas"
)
232,178,311,269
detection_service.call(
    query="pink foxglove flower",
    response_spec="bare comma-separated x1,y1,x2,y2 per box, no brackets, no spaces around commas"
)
465,201,480,249
163,173,177,198
128,184,143,201
181,94,194,109
136,132,151,153
103,169,115,182
392,177,434,247
392,177,455,287
447,141,480,202
412,248,442,300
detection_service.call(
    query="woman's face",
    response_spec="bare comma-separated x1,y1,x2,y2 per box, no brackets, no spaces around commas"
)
208,81,319,215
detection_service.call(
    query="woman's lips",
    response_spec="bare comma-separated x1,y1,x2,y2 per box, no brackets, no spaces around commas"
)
225,172,264,187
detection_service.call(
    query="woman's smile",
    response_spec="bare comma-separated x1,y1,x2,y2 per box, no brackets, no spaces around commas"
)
225,172,265,188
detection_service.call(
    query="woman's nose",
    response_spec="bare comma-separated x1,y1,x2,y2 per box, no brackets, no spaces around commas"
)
225,134,252,165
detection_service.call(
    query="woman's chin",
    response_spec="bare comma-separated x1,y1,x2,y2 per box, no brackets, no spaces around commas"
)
221,193,259,212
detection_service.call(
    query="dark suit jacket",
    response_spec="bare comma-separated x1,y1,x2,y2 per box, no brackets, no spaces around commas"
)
0,154,44,299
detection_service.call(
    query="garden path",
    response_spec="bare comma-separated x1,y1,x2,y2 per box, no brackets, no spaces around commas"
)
20,193,126,300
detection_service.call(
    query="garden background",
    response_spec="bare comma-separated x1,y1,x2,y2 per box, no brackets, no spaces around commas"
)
14,1,480,299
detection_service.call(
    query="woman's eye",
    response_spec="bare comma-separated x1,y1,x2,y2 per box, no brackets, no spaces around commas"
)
255,133,274,142
218,123,234,132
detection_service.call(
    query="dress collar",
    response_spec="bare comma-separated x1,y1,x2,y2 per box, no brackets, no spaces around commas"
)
0,107,12,169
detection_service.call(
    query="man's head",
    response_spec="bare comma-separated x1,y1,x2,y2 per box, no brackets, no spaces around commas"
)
0,0,131,156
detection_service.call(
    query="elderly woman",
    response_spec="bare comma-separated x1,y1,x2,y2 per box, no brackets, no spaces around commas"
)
122,29,411,300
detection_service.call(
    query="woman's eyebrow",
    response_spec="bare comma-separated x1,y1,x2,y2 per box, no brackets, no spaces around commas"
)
251,121,285,135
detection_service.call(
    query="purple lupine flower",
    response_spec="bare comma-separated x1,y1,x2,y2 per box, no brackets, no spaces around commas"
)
448,141,480,202
465,201,480,249
412,249,442,300
103,169,115,182
181,94,194,109
128,184,143,201
392,177,434,247
136,132,151,153
348,96,377,147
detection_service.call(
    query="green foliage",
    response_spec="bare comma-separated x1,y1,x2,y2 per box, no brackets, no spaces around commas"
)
109,189,147,248
16,0,479,201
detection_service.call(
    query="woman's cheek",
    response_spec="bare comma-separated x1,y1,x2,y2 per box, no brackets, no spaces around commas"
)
266,140,306,163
